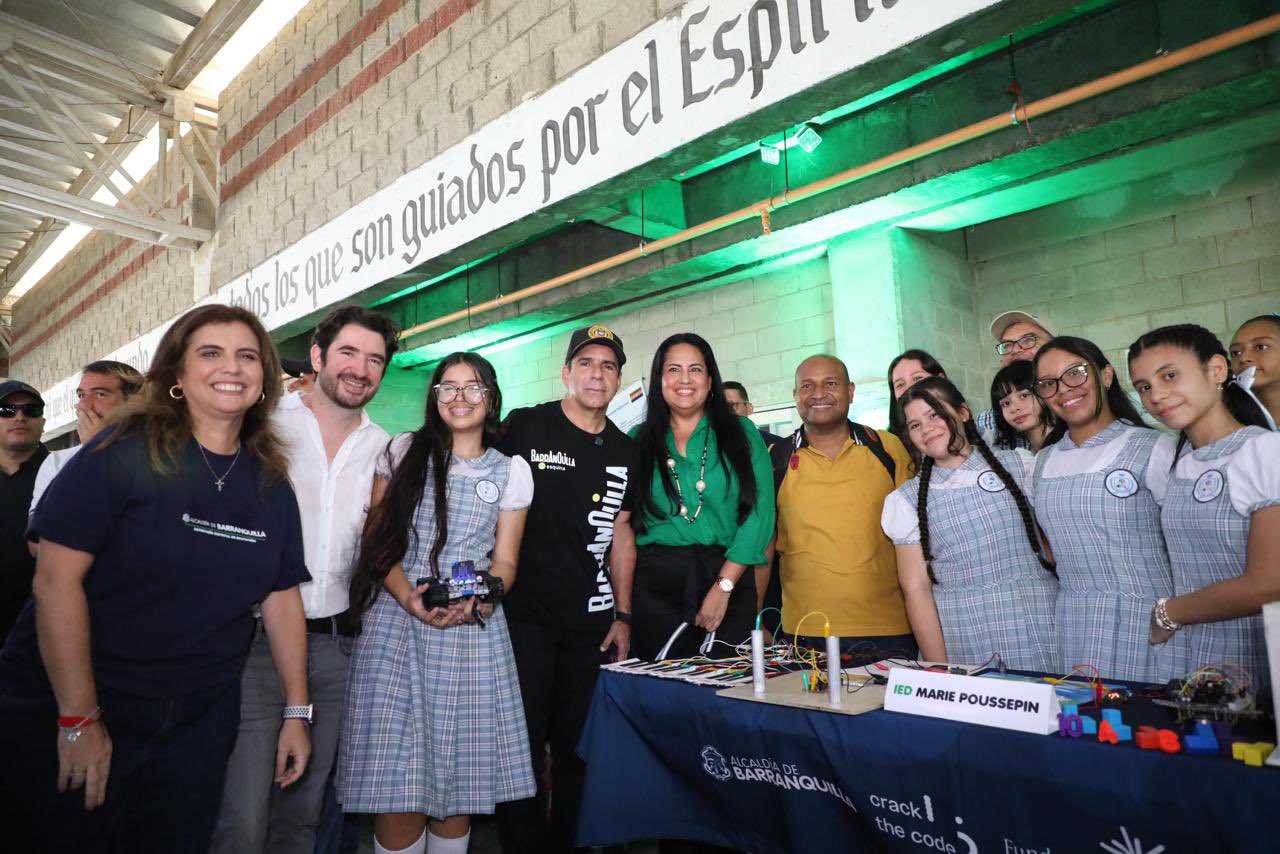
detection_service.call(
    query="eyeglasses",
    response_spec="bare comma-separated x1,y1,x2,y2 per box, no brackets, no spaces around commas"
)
995,333,1042,356
1033,364,1091,399
433,383,488,404
0,403,45,418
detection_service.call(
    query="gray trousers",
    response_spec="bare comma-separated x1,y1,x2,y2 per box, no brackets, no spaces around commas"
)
209,619,351,854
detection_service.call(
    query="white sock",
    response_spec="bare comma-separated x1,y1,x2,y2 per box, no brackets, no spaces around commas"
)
427,828,470,854
374,828,427,854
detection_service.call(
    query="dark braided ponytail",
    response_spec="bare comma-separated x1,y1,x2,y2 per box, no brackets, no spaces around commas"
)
915,456,937,583
964,420,1055,572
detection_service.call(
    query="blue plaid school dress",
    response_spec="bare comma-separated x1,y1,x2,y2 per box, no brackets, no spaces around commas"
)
1162,426,1276,682
1033,421,1187,683
339,447,535,816
887,449,1059,671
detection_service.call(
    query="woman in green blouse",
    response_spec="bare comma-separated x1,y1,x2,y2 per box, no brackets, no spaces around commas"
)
631,333,776,660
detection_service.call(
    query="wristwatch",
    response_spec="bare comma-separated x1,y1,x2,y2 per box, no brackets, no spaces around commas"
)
614,610,633,625
282,704,314,723
716,576,735,593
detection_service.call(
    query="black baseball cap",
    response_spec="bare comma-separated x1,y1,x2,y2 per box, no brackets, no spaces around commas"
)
0,379,44,404
281,357,316,378
565,324,626,367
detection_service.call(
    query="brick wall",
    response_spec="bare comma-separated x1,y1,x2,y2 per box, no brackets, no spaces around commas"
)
363,254,835,434
213,0,682,292
972,177,1280,383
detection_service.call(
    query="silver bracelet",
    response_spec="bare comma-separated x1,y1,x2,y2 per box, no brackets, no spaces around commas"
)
1154,597,1181,633
281,704,313,723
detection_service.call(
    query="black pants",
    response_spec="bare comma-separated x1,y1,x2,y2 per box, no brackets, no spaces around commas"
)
0,675,241,853
632,543,756,661
498,619,607,853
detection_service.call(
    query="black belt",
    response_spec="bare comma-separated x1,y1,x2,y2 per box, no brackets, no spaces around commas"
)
304,610,357,637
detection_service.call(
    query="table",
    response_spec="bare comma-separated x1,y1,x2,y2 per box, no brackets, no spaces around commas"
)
577,670,1273,853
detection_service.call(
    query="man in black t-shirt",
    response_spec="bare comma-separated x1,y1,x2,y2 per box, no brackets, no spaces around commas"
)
496,324,638,854
0,380,48,641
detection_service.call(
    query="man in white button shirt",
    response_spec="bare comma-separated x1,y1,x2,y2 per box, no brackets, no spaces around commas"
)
211,305,398,854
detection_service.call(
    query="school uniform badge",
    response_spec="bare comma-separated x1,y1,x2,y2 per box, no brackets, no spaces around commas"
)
475,479,500,503
977,471,1006,492
1104,469,1138,498
1193,469,1225,503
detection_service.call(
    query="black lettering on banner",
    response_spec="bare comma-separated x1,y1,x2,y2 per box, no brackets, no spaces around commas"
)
712,15,745,94
747,1,781,99
622,40,664,135
350,214,394,274
540,92,609,202
681,7,712,107
231,274,272,318
274,259,299,308
303,242,343,308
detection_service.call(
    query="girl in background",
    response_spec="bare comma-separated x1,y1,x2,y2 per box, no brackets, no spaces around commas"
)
989,360,1062,452
1030,336,1185,683
1228,314,1280,428
882,378,1058,670
1128,324,1279,680
341,353,534,854
887,349,949,438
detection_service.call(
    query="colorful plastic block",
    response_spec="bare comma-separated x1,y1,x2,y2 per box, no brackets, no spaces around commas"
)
1098,719,1119,744
1100,709,1132,742
1157,729,1181,753
1135,726,1160,750
1183,721,1219,756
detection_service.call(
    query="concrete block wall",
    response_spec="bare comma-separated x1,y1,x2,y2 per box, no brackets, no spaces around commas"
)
364,254,835,434
214,0,681,291
973,180,1280,383
8,146,200,389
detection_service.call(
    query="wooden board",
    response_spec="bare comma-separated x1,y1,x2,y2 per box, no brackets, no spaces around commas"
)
717,670,886,716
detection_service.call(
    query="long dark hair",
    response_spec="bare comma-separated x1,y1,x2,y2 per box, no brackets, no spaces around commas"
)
989,360,1063,451
349,352,503,614
1127,324,1273,462
1032,336,1148,431
899,377,1053,580
887,349,948,436
634,333,756,531
96,304,287,483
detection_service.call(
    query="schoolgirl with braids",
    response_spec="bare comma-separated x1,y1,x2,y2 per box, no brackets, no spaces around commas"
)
880,378,1059,670
1128,324,1280,681
1030,336,1186,683
341,352,535,854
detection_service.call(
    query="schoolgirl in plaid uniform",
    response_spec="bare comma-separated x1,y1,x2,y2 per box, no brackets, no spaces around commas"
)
340,353,534,854
1129,325,1280,683
1031,336,1186,684
883,378,1059,671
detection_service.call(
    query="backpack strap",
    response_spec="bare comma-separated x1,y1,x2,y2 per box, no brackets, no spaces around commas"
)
772,422,895,490
849,422,896,484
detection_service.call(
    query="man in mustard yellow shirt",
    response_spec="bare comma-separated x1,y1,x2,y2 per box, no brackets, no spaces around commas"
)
770,355,918,661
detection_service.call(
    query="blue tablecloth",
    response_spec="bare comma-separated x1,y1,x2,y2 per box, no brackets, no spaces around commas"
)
577,670,1271,853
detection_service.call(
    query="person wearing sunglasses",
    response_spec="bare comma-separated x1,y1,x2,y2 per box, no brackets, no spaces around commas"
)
0,380,48,640
974,311,1057,449
341,352,534,854
1029,336,1186,684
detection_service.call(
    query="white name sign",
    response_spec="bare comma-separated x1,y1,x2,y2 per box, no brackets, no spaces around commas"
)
884,668,1060,736
34,0,1002,434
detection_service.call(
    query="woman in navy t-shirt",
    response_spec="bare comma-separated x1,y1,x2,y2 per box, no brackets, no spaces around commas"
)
0,304,312,853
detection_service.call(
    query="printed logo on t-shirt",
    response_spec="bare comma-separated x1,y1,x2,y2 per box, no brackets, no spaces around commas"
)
182,513,267,543
530,448,576,471
475,479,500,504
585,465,630,613
1193,469,1225,503
977,471,1006,493
1104,469,1139,499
